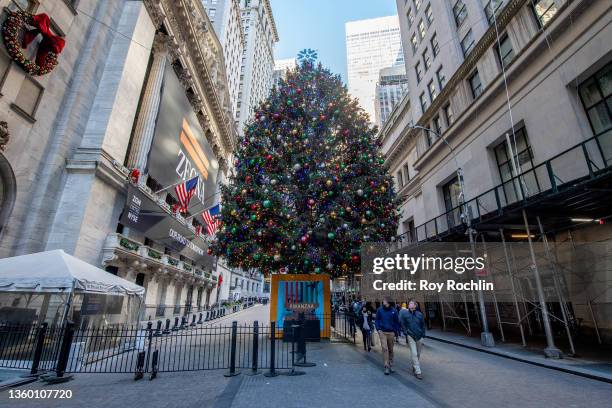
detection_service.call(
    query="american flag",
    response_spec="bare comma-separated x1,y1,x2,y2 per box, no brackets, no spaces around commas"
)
174,176,199,213
202,204,221,235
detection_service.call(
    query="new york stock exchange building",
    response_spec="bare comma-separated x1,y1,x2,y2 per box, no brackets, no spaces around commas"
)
0,0,258,323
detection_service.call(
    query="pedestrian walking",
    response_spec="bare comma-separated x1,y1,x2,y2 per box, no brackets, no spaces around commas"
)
375,296,400,375
358,305,373,351
399,299,426,379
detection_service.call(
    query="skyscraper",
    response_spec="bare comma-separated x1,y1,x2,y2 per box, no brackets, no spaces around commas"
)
345,15,404,121
202,0,245,115
375,65,408,127
236,0,279,134
273,58,297,85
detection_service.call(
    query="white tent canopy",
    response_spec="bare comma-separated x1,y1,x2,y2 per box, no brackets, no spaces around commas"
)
0,249,144,297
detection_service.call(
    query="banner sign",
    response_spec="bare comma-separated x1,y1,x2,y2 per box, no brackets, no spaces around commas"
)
120,185,214,268
146,64,219,208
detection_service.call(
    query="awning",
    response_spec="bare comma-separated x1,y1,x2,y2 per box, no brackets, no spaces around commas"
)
0,249,144,297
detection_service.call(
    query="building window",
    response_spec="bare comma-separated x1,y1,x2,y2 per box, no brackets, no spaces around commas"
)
433,115,442,135
427,79,437,101
452,0,468,27
425,3,433,25
578,63,612,136
419,92,428,112
413,0,422,10
496,33,514,68
407,7,414,27
531,0,559,27
431,32,439,56
468,70,483,99
461,29,475,57
8,0,37,12
444,103,454,126
397,170,404,188
494,127,538,200
410,33,418,54
484,0,503,25
415,61,422,83
403,163,411,183
418,20,426,40
422,49,431,70
209,8,216,18
436,66,446,89
12,76,43,120
442,176,462,224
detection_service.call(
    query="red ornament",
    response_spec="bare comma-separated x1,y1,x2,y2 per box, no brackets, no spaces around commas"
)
296,88,302,94
273,113,281,121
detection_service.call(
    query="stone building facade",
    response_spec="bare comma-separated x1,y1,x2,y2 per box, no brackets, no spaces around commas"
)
0,0,237,322
380,0,612,346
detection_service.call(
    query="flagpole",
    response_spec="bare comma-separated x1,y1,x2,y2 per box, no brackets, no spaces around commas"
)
186,202,219,221
154,179,186,195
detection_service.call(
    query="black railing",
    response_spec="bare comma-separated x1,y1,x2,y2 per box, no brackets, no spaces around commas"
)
395,131,612,245
0,316,301,377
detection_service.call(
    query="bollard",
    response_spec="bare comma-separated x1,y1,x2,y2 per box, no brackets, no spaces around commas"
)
197,313,203,324
180,316,187,330
154,320,162,337
55,321,75,378
190,314,197,327
30,322,48,375
172,317,179,331
163,318,171,334
205,310,210,321
264,321,279,377
224,321,241,377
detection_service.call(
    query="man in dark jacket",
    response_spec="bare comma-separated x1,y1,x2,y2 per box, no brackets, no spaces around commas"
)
375,296,400,375
399,299,425,379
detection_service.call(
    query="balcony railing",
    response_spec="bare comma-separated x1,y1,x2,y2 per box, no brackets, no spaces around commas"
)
396,131,611,245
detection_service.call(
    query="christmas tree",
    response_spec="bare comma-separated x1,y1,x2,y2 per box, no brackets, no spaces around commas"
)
210,57,399,278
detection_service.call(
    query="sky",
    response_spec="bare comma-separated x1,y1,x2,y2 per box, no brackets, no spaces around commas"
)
270,0,398,83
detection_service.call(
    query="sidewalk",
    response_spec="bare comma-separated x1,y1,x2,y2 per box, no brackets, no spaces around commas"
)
425,329,612,383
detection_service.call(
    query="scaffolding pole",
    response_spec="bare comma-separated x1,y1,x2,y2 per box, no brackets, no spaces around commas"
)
500,229,527,347
536,216,576,356
481,235,505,342
522,209,562,358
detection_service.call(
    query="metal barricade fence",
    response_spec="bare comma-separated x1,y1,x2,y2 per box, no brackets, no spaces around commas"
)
0,319,299,376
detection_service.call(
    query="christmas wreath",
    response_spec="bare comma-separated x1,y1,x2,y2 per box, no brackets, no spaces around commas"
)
2,11,65,76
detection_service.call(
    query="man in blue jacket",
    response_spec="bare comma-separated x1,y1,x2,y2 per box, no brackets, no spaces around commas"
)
375,296,400,375
399,299,426,379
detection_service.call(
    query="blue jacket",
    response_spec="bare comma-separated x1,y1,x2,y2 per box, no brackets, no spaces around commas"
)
375,306,400,333
399,309,426,341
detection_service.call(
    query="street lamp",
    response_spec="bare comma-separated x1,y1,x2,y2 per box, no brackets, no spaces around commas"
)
407,124,495,347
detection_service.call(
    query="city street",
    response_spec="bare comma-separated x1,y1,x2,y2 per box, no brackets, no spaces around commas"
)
2,304,611,408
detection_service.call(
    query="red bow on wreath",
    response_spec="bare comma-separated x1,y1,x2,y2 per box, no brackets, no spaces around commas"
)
22,13,65,67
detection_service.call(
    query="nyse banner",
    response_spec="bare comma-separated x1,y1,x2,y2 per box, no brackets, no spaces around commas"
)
120,186,214,268
146,64,219,208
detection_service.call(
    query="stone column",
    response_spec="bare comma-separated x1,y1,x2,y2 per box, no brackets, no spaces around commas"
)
127,33,173,172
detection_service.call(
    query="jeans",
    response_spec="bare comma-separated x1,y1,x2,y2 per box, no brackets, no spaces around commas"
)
378,331,395,368
407,336,424,374
361,328,371,350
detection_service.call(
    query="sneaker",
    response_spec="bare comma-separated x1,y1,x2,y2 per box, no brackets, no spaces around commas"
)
389,367,395,373
415,373,423,380
384,367,390,375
